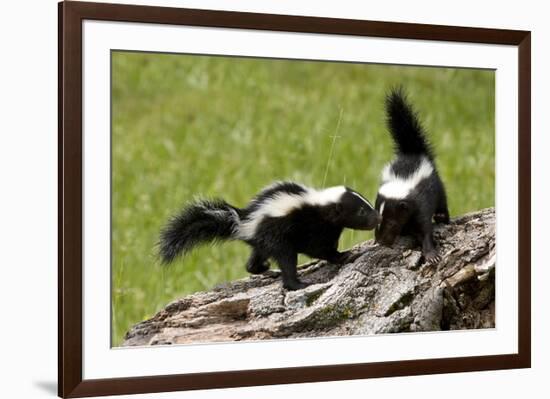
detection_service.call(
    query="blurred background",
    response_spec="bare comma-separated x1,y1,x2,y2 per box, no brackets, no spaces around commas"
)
111,51,494,346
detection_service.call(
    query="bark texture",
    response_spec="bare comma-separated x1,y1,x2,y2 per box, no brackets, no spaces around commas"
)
123,208,495,346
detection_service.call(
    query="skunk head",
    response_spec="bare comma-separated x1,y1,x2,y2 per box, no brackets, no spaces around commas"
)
326,188,381,230
374,196,414,245
374,156,433,245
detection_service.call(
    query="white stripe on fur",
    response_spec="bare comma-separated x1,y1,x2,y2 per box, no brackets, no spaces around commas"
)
237,186,346,240
350,191,374,210
379,157,434,199
379,201,386,216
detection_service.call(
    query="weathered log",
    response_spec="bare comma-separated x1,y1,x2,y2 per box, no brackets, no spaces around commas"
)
123,208,495,346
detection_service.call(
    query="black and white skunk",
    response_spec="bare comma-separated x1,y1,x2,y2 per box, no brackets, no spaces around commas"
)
374,88,450,265
160,181,380,290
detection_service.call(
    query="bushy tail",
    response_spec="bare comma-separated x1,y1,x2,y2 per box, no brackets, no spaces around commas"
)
385,87,433,158
159,199,241,264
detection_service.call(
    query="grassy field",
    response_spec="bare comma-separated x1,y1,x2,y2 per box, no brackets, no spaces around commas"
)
111,51,495,346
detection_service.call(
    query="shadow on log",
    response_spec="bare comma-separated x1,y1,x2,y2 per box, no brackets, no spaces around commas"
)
123,208,495,346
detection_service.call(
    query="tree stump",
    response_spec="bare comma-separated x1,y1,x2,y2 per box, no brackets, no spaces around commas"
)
123,208,495,346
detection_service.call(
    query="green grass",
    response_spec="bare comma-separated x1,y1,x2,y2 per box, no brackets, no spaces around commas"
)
111,51,495,346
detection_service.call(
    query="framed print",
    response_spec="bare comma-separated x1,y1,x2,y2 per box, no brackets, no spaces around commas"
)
58,1,531,397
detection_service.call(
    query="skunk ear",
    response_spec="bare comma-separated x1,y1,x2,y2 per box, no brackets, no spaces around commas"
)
328,203,343,222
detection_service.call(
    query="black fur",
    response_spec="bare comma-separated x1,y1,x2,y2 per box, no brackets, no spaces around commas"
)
375,88,450,265
386,86,434,159
159,199,240,264
160,182,380,290
245,181,308,215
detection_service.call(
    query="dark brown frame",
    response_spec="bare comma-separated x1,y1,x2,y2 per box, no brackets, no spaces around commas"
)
58,1,531,397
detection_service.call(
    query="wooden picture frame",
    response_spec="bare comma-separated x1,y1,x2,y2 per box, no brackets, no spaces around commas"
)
58,1,531,397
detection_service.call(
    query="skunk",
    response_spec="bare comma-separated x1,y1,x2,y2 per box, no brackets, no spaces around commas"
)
374,88,450,265
160,181,380,290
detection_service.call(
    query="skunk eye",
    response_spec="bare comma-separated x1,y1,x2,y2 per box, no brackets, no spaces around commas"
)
398,201,409,210
358,208,368,216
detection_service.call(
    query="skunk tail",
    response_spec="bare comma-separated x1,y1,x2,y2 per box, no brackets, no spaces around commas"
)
159,199,241,264
385,87,433,158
